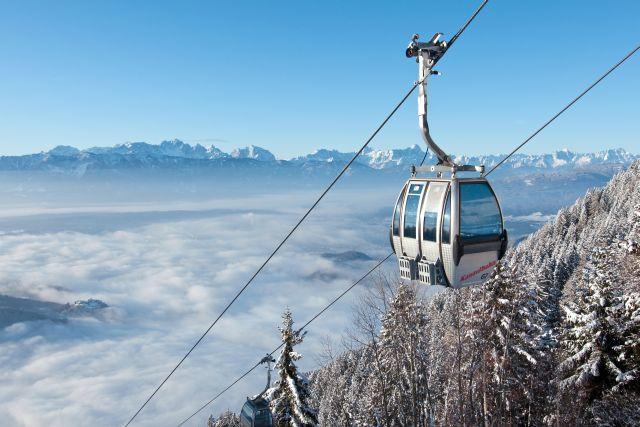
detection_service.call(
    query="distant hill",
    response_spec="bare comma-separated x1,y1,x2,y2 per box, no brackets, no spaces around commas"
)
0,295,108,329
321,251,373,263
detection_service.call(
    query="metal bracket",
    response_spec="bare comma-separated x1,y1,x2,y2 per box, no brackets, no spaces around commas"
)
412,164,485,177
256,354,276,398
404,0,489,169
406,33,455,167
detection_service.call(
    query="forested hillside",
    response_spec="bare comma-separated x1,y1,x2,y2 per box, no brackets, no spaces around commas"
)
310,161,640,426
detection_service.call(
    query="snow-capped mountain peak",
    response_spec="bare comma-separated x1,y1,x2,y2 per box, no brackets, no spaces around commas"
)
231,145,277,162
47,145,81,157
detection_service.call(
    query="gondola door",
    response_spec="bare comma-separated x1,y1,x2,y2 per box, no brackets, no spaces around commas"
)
390,183,408,257
452,180,505,287
418,181,448,285
398,181,426,280
439,186,455,285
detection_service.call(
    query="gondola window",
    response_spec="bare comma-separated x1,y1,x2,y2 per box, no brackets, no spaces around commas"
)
459,182,502,240
403,184,424,238
441,191,451,243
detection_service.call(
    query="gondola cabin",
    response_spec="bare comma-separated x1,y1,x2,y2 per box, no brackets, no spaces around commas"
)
391,175,507,288
240,396,273,427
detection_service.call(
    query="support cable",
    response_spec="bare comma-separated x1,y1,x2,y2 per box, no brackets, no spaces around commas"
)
446,0,488,53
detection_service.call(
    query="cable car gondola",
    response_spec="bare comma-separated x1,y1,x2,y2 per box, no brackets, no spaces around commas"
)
390,33,508,288
239,355,275,427
240,397,272,427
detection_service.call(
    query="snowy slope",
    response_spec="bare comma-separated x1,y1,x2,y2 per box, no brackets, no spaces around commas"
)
309,160,640,426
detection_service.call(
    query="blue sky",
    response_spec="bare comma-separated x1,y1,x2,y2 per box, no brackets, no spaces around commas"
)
0,0,638,158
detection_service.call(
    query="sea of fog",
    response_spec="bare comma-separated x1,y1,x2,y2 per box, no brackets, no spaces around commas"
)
0,181,413,426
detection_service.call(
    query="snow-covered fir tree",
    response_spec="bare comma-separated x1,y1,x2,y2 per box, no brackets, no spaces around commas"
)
207,410,240,427
614,204,640,394
589,392,640,426
616,293,640,389
375,284,432,425
466,262,539,425
267,309,318,427
437,288,472,426
310,347,370,425
556,244,628,422
623,204,640,255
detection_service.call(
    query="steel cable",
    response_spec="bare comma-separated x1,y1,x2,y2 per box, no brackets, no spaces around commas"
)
486,44,639,176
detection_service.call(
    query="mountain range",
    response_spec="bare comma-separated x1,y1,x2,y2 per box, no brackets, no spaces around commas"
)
1,140,637,174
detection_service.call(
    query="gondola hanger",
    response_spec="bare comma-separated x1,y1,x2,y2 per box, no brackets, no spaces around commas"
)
406,32,485,178
391,8,508,288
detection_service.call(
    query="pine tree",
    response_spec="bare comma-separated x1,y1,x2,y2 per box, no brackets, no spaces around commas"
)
613,204,640,392
268,308,318,427
589,392,640,425
311,348,369,426
207,410,240,427
556,245,627,420
614,292,640,392
621,203,640,257
375,284,431,426
466,262,538,425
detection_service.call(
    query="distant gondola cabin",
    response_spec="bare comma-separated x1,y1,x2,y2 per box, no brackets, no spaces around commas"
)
240,397,273,427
